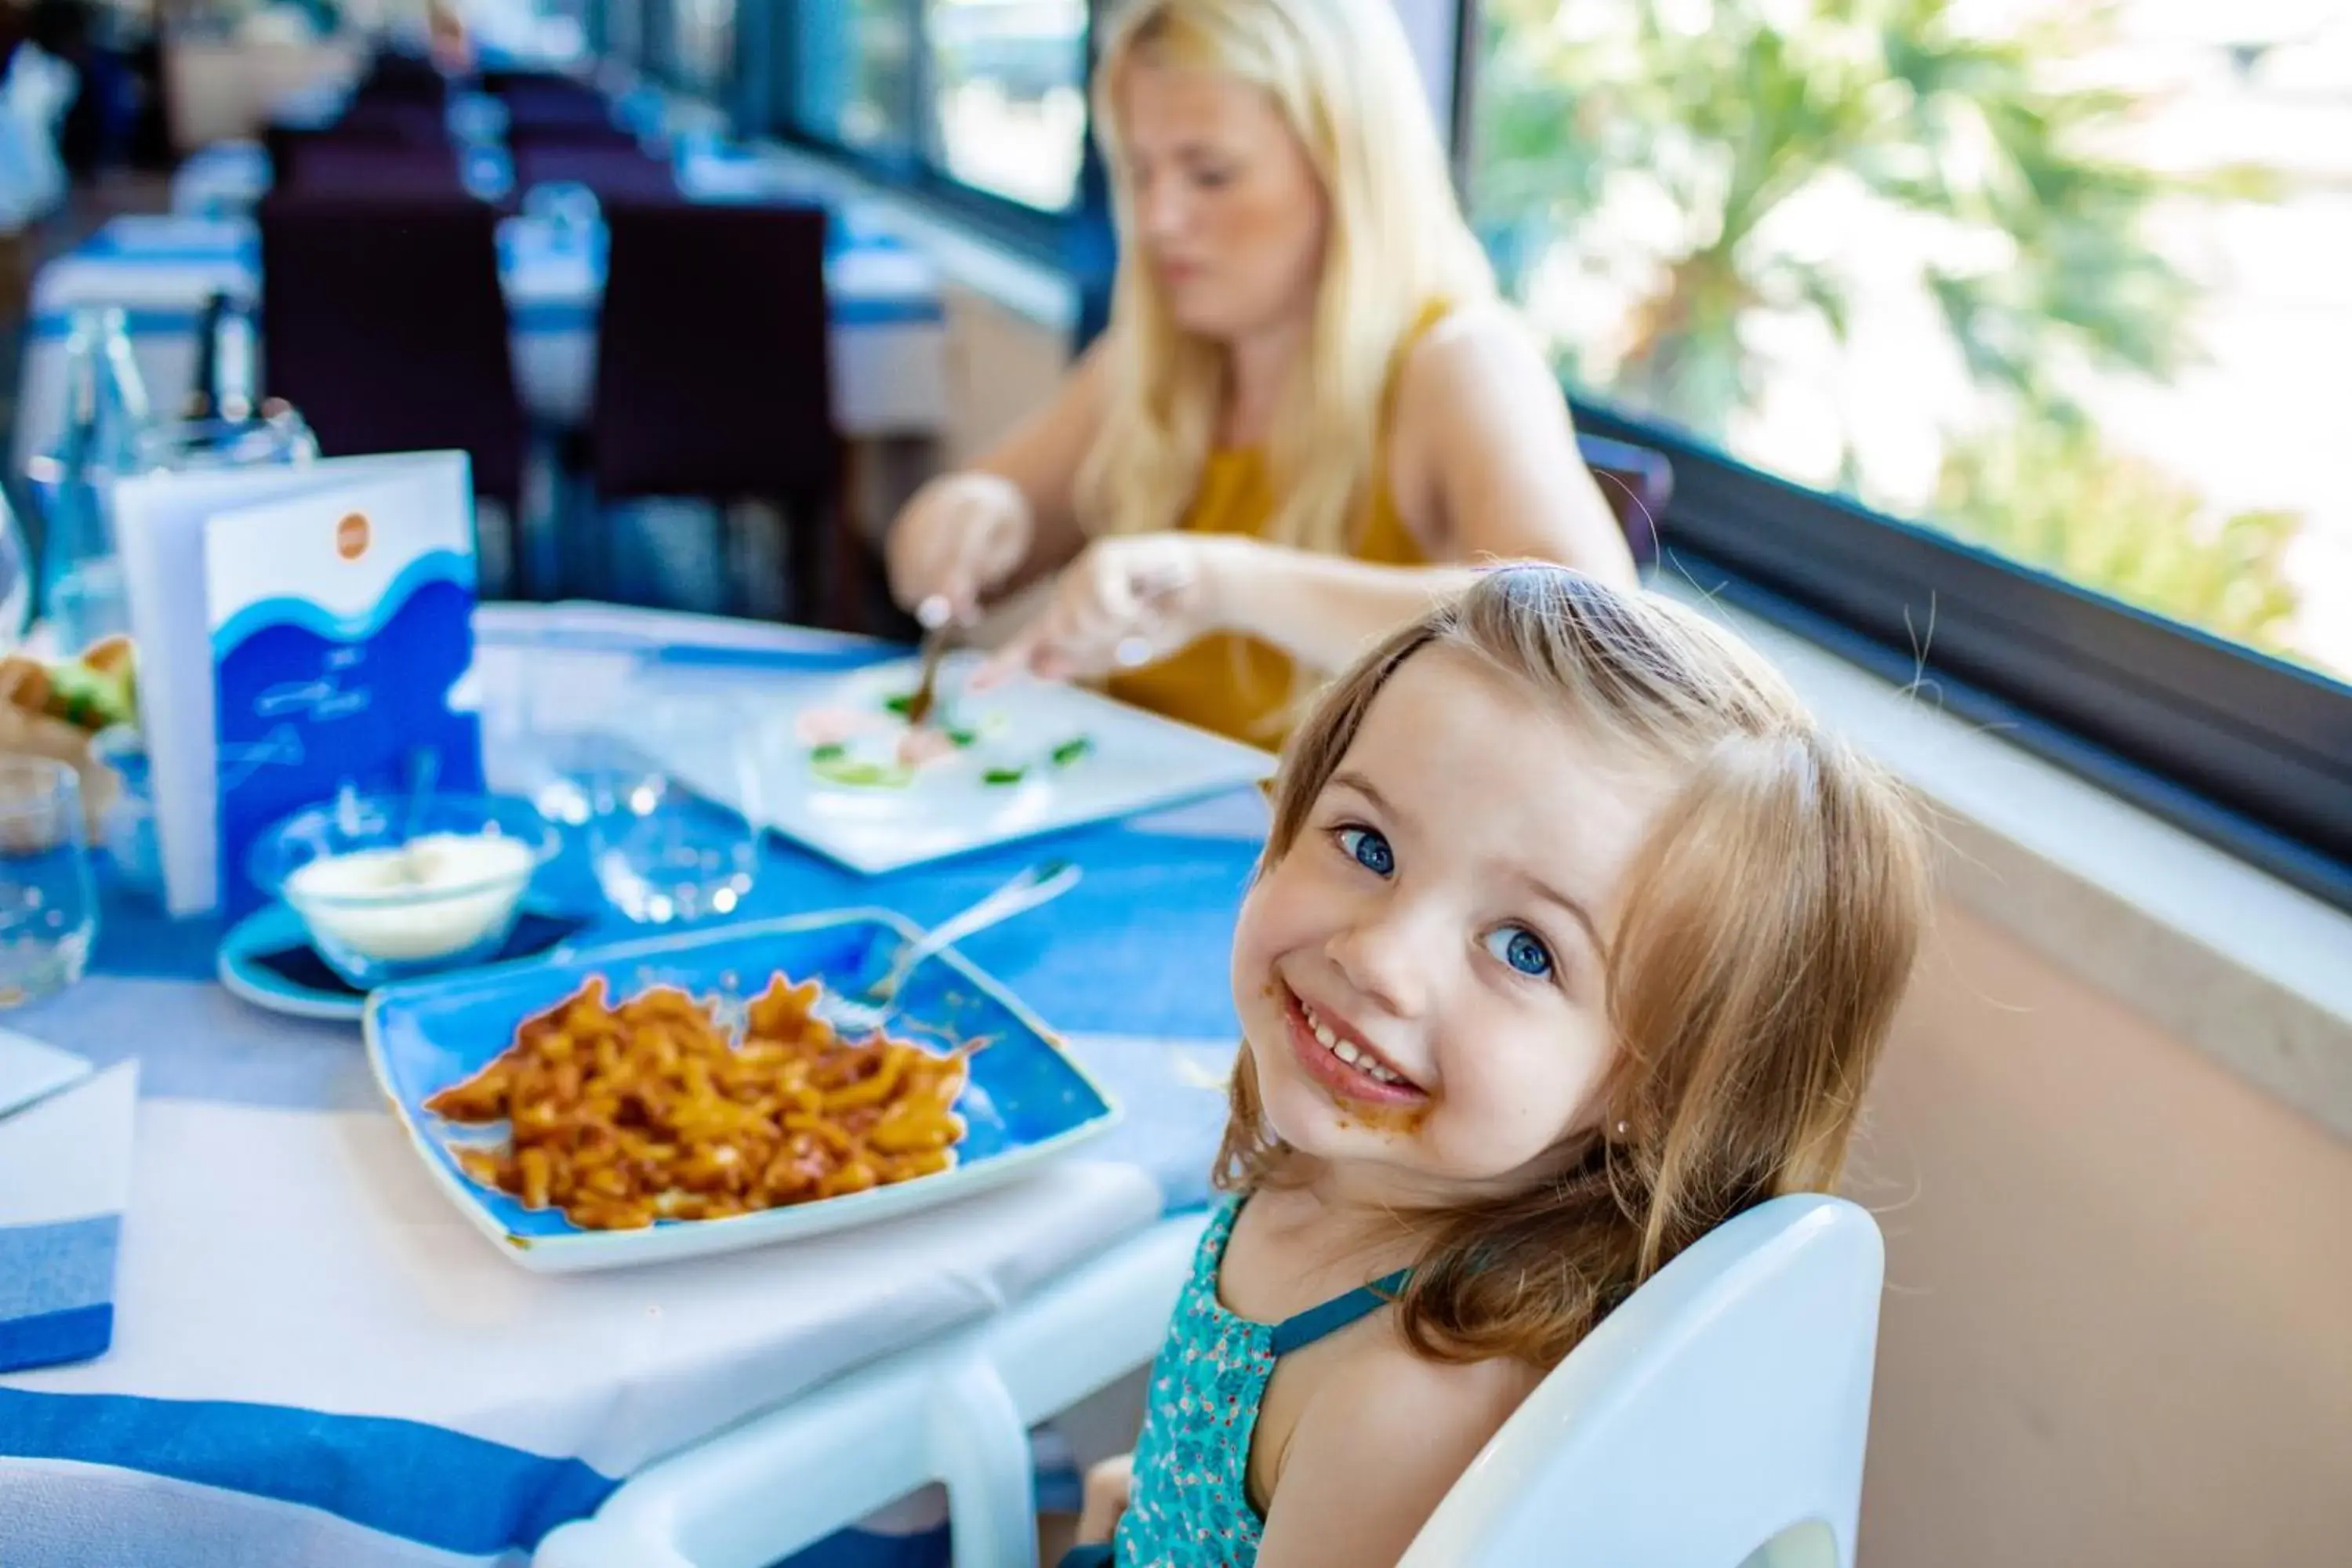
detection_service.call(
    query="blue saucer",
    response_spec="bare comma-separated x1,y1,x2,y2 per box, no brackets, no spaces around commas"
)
217,901,593,1022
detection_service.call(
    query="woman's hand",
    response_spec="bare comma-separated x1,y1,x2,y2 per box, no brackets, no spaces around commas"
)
1075,1454,1134,1546
978,532,1244,687
884,472,1037,626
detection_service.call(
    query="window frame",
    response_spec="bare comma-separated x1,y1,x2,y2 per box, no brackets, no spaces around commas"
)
1452,2,2352,913
643,0,736,100
597,0,647,68
760,0,1103,264
642,0,677,84
1581,404,2352,913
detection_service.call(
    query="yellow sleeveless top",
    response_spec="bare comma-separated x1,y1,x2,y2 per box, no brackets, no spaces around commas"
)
1104,305,1444,748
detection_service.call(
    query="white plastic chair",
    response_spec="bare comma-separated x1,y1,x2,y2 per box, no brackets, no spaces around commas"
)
1399,1193,1885,1568
534,1211,1207,1568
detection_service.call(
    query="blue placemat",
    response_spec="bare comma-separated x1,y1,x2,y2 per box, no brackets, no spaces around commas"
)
89,779,1258,1045
91,622,1257,1041
509,786,1258,1043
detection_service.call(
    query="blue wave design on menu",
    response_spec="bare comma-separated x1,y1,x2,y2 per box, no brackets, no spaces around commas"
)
209,549,476,659
214,572,485,919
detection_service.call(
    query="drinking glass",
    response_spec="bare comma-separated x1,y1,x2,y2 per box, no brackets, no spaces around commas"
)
499,666,764,926
583,690,765,926
0,488,30,651
88,724,161,901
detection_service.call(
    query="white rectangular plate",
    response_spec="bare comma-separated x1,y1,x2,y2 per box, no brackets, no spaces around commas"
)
626,653,1276,874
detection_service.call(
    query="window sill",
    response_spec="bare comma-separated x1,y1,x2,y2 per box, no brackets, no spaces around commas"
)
1669,581,2352,1144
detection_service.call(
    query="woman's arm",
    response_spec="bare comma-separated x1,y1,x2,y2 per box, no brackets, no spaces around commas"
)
884,334,1116,622
1200,541,1483,673
949,332,1116,587
1253,1344,1536,1568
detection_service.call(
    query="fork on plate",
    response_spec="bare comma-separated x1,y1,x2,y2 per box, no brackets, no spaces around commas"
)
818,858,1082,1036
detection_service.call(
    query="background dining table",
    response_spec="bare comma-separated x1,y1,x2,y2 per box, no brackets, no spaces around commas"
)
13,172,949,485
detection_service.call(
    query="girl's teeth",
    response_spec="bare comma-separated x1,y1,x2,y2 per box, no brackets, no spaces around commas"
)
1303,1002,1406,1087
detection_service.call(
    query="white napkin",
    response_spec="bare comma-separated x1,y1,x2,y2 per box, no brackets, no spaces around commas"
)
0,1026,89,1120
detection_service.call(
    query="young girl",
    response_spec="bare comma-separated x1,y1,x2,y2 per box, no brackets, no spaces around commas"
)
1062,564,1932,1566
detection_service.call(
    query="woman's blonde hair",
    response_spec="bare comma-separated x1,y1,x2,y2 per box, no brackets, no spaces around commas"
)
1218,565,1934,1367
1079,0,1495,554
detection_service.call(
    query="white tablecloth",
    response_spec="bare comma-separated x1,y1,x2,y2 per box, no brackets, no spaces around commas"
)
13,205,949,481
0,1086,1157,1564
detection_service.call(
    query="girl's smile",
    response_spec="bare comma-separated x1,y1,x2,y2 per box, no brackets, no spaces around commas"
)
1277,979,1429,1105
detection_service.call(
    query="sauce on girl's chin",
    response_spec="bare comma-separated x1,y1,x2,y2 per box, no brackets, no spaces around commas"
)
1330,1100,1430,1138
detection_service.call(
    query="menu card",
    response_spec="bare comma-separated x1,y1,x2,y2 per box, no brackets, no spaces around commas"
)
114,451,483,916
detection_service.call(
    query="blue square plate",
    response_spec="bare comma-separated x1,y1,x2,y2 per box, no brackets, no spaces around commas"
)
364,909,1120,1272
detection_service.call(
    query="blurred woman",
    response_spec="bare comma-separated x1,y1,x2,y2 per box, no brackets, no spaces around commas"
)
885,0,1636,747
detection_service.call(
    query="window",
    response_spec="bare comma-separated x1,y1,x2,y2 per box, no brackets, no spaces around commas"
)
925,0,1091,209
784,0,924,158
666,0,738,93
772,0,1096,224
513,0,594,62
598,0,648,66
1465,0,2352,909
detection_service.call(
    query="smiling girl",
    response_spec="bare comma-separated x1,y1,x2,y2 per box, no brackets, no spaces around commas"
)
1062,564,1933,1567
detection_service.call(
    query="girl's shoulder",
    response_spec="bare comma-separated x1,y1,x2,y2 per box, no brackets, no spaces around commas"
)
1320,1325,1544,1431
1256,1330,1543,1560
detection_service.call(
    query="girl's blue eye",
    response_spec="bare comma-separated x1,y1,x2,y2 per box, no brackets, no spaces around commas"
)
1336,826,1394,877
1486,925,1553,978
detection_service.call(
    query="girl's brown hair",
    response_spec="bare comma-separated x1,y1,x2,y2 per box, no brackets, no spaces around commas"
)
1215,564,1933,1367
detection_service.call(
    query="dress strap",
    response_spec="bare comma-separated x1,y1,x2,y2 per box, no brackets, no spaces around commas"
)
1269,1269,1413,1357
1375,298,1454,431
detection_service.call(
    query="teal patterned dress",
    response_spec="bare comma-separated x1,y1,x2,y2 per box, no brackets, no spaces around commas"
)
1061,1198,1411,1568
